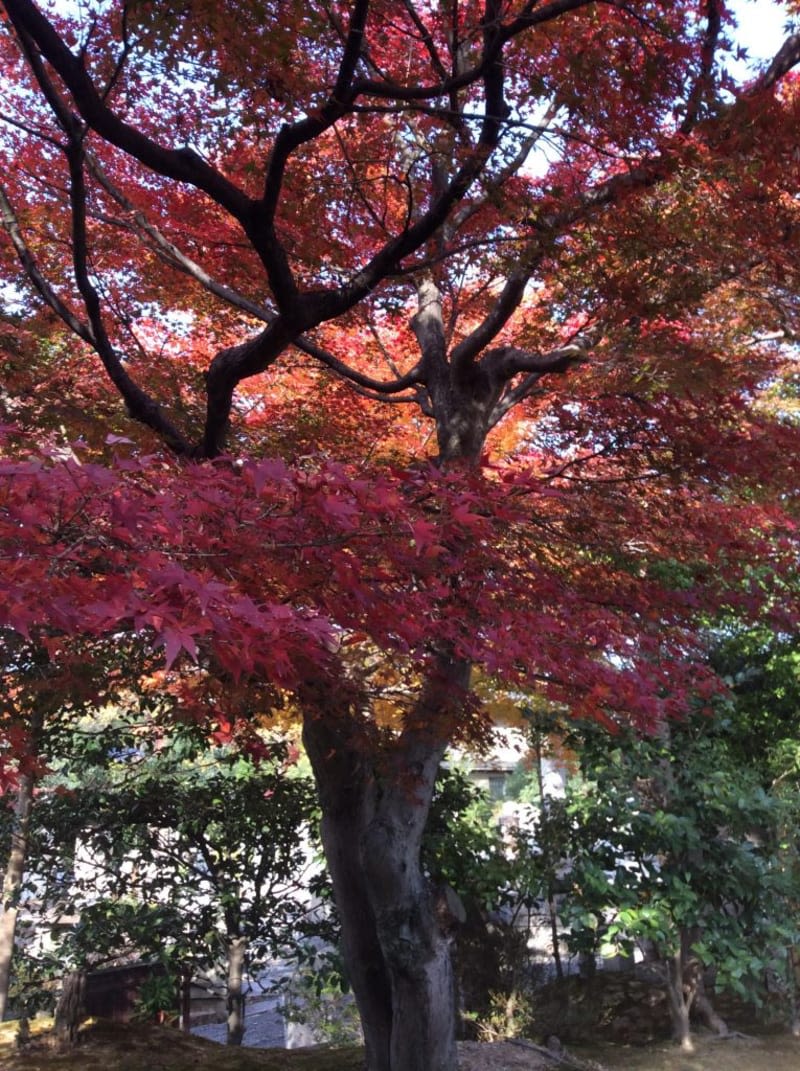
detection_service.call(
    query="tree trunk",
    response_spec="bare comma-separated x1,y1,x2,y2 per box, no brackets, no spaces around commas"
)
54,969,86,1048
0,769,35,1022
789,947,800,1037
361,747,459,1071
665,951,694,1052
302,659,468,1071
534,732,563,981
179,968,192,1033
226,936,247,1046
664,929,704,1052
305,766,393,1066
693,976,729,1037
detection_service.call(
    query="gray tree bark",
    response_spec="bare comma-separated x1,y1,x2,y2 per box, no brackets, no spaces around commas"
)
693,975,729,1037
665,949,694,1052
303,653,470,1071
54,969,86,1048
226,936,247,1045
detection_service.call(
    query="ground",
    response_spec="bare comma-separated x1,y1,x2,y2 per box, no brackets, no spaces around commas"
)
0,1021,557,1071
2,1020,357,1071
458,1039,560,1069
3,1019,799,1071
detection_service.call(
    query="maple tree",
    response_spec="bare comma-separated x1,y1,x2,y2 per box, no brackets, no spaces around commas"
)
1,2,800,1068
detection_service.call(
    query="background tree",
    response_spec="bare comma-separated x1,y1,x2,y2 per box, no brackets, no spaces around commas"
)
0,633,148,1021
559,712,800,1051
710,624,800,1032
13,713,321,1046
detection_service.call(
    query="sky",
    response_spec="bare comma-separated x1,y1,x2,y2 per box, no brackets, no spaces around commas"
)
730,0,791,69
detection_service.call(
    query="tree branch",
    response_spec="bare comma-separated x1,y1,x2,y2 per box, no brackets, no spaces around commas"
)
483,337,593,381
0,182,92,345
85,155,427,433
300,339,424,395
253,0,370,306
85,151,277,324
350,0,595,103
757,32,800,90
401,0,450,85
6,19,194,454
679,0,723,135
488,375,545,427
483,338,592,427
65,143,192,453
450,269,532,374
3,0,254,224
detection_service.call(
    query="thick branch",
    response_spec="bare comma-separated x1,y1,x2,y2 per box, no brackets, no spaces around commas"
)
8,19,193,453
483,338,592,380
203,321,294,456
302,340,424,394
483,340,592,427
202,313,421,454
0,155,189,449
680,0,723,135
87,156,425,407
85,151,278,324
411,278,448,375
450,269,532,373
65,144,192,453
252,0,370,305
757,32,800,90
488,374,545,427
330,21,511,313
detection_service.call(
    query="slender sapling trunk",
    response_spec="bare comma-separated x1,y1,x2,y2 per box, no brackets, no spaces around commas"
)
0,770,35,1022
226,936,247,1046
